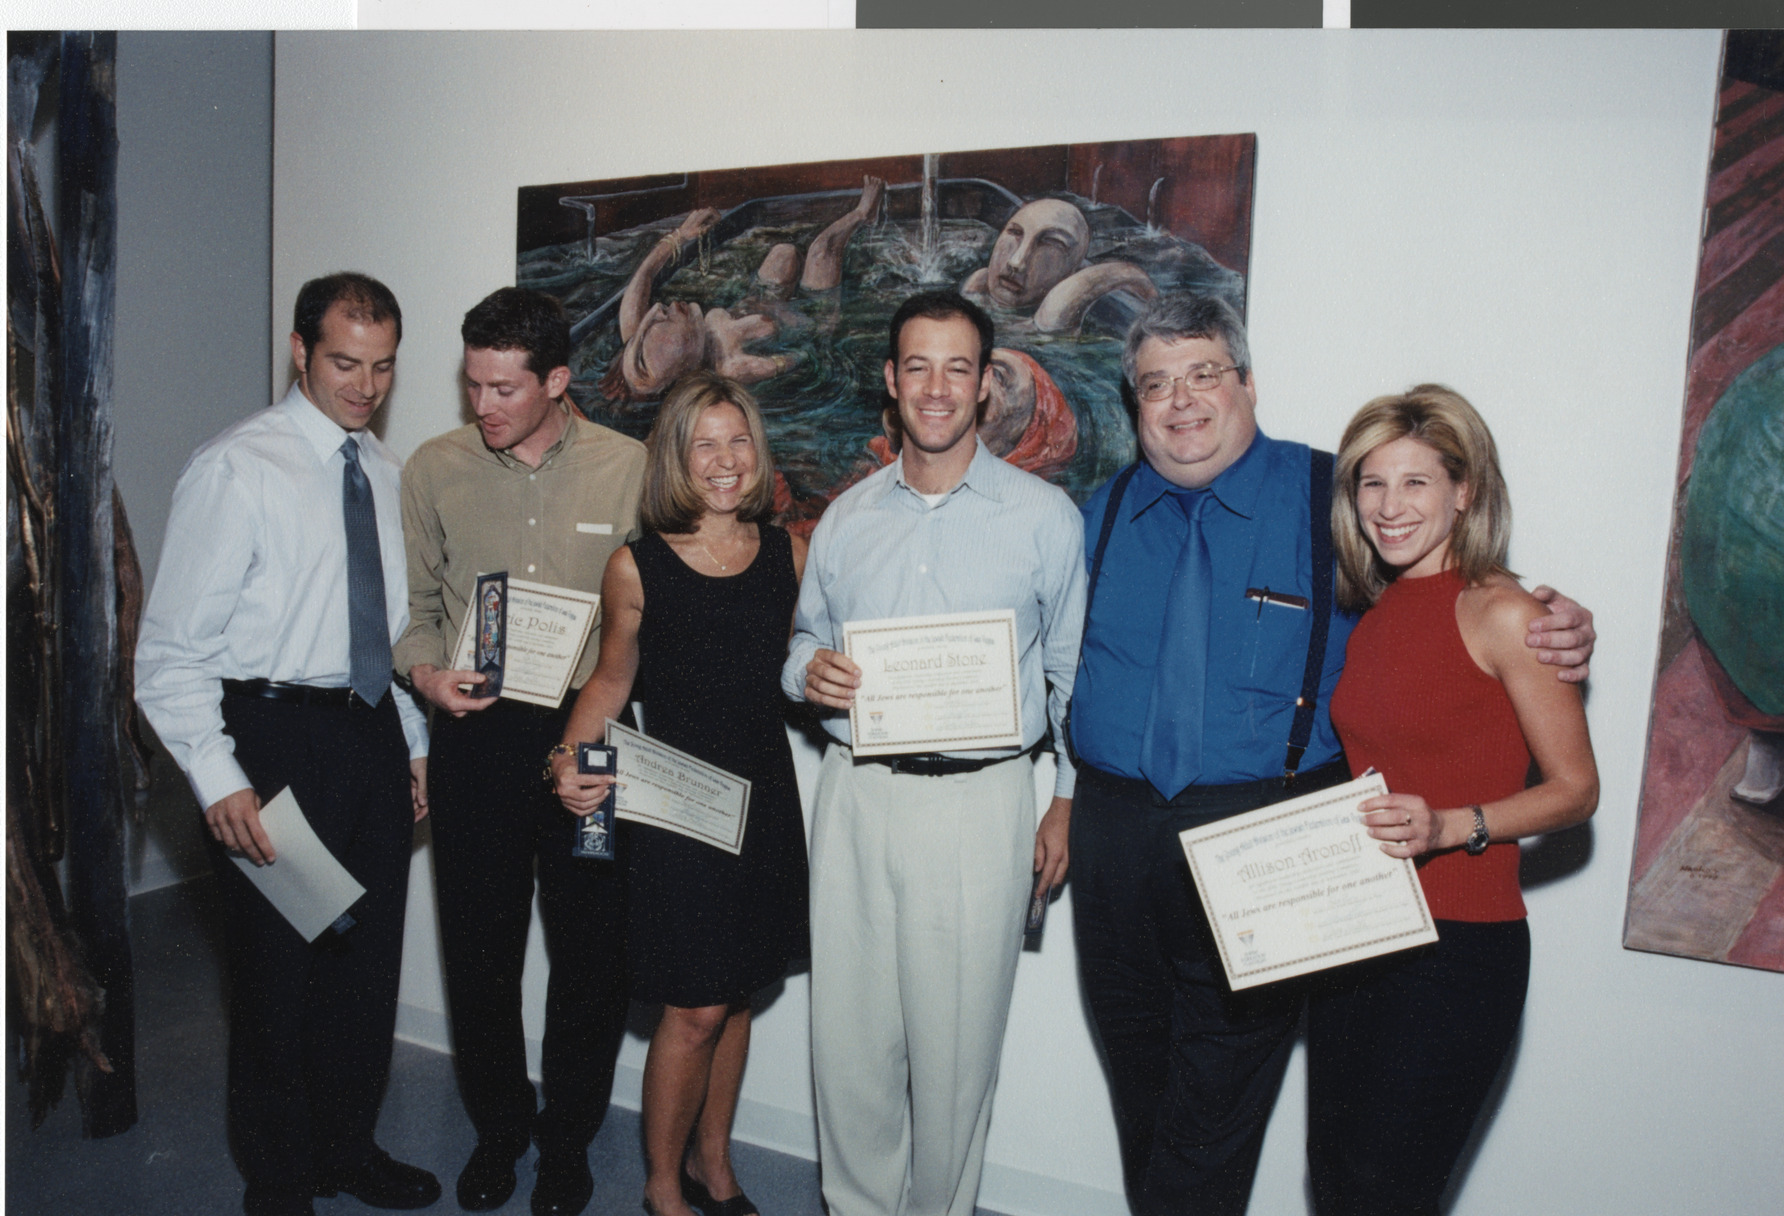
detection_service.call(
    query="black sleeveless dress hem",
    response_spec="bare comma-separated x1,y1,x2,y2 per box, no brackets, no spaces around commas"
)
623,525,810,1008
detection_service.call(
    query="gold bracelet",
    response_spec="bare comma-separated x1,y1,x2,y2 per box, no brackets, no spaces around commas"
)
544,742,575,783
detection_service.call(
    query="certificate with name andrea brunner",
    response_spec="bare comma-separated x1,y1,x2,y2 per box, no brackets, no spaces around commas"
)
842,609,1024,758
449,576,599,709
605,720,751,855
1178,772,1439,990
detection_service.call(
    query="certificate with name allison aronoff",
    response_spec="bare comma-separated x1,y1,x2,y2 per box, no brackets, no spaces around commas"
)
842,609,1024,758
449,577,599,709
604,720,751,855
1179,773,1439,990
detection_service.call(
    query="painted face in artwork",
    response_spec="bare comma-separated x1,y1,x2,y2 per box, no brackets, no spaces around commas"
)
985,199,1091,309
622,300,705,399
981,348,1037,456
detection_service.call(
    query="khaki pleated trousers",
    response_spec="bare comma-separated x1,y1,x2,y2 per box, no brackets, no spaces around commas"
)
809,744,1035,1216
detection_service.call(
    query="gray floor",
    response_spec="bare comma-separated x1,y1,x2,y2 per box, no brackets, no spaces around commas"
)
5,878,831,1216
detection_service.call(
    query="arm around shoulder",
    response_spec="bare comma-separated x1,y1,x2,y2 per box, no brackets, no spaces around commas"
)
1526,584,1597,683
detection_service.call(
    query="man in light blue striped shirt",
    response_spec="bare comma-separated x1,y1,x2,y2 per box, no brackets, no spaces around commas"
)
782,290,1086,1216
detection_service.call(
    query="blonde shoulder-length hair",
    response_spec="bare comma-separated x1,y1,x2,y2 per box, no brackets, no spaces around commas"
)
641,372,776,534
1332,384,1514,612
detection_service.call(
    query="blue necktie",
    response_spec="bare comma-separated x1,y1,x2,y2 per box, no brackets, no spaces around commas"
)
341,438,391,707
1139,490,1211,800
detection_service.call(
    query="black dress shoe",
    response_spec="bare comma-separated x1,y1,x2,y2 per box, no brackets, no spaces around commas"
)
315,1148,442,1209
531,1147,593,1216
243,1184,316,1216
457,1137,527,1211
681,1171,760,1216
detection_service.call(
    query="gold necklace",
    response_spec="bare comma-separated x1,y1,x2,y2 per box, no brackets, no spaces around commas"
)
695,528,748,572
697,537,729,571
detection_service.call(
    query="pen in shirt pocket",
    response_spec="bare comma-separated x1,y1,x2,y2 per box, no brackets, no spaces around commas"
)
1245,587,1308,618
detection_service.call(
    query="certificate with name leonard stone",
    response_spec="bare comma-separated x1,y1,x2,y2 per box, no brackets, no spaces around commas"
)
1178,772,1439,990
842,609,1023,758
604,720,751,855
449,577,599,709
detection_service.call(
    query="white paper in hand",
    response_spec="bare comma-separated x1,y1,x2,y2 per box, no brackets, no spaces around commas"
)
229,787,366,942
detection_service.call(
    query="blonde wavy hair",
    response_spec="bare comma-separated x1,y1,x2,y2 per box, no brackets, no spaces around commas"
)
1332,384,1514,611
641,372,775,534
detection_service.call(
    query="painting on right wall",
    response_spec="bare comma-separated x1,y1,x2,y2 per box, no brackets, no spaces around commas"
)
1624,30,1784,971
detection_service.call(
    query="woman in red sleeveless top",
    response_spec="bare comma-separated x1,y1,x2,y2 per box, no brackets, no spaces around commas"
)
1310,385,1598,1216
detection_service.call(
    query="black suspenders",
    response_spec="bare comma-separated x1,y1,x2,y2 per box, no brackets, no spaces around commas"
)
1071,449,1335,786
1284,449,1335,784
1083,463,1141,634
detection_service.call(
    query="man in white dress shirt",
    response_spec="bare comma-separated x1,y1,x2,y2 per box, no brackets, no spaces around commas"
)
136,274,440,1216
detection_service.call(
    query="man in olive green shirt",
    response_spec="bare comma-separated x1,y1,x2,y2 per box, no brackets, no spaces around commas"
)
397,288,645,1216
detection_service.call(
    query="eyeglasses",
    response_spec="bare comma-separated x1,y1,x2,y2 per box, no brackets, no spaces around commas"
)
1134,363,1245,402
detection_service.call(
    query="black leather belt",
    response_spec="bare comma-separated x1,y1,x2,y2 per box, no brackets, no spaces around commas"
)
1077,757,1351,811
221,678,385,710
854,739,1044,778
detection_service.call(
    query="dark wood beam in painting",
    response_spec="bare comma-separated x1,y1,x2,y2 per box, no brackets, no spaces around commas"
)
517,136,1257,277
1062,135,1255,278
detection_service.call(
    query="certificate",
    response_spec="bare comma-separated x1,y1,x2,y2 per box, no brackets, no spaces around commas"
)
1178,773,1438,990
605,720,751,855
450,576,599,708
230,787,365,943
842,609,1023,757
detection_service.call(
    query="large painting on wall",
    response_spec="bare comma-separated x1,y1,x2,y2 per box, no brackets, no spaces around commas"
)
1623,31,1784,972
516,136,1255,532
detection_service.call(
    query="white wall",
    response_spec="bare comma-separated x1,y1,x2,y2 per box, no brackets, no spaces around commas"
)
273,29,1784,1216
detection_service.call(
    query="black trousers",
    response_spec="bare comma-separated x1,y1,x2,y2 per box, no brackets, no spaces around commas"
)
211,691,413,1203
428,698,629,1155
1305,918,1530,1216
1069,760,1349,1216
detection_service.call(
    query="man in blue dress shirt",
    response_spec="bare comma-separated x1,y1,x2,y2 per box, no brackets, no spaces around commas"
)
783,290,1085,1216
1067,294,1596,1216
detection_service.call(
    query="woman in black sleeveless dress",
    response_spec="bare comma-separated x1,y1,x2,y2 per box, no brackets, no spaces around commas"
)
551,373,808,1216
